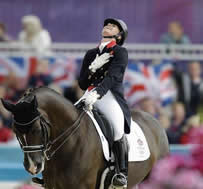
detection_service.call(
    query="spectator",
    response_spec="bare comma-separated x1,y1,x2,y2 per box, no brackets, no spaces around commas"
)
0,22,11,42
173,61,203,117
138,97,161,118
160,21,191,44
198,98,203,124
28,59,53,87
180,115,201,144
0,85,12,127
159,113,171,130
166,102,186,144
4,71,25,103
0,116,13,143
18,15,52,54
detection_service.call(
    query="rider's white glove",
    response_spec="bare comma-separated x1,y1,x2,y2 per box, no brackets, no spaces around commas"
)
84,90,100,110
89,53,113,73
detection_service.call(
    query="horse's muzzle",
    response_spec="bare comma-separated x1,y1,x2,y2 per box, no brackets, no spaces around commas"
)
24,154,45,175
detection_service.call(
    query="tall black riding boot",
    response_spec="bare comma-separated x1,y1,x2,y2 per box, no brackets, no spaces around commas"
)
112,135,128,187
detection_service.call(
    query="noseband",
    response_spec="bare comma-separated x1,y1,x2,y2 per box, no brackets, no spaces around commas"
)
15,111,85,160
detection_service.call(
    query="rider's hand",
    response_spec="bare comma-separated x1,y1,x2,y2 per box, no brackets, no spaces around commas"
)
84,90,100,110
89,53,113,73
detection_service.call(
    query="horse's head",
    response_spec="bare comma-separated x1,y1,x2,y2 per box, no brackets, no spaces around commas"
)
1,95,47,175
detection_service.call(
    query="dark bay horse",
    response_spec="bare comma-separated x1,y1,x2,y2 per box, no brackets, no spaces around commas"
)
1,87,169,189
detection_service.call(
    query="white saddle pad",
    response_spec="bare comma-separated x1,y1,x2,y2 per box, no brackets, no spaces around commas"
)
85,110,150,162
127,120,150,161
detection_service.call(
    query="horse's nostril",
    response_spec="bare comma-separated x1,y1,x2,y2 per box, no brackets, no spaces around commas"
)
36,162,41,169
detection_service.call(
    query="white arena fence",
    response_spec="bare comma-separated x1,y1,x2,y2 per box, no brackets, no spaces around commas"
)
0,42,203,60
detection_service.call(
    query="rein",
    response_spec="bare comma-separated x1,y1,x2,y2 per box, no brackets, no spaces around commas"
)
15,111,85,160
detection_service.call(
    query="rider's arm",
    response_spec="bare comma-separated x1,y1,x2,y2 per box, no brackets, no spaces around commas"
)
95,47,128,97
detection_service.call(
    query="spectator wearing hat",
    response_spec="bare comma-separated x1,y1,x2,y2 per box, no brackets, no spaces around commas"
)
18,15,52,54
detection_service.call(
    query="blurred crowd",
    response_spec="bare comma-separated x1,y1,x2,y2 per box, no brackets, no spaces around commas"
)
136,61,203,145
139,127,203,189
0,15,51,54
0,15,202,147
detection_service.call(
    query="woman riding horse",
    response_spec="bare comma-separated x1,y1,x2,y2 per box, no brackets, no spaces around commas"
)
77,18,130,187
1,18,169,189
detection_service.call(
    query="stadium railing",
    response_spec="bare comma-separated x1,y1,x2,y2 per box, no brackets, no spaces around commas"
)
0,42,203,60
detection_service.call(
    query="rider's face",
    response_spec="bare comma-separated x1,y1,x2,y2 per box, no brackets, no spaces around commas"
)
102,23,120,37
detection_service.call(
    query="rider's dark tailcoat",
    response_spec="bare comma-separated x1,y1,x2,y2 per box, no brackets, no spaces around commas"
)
78,41,131,134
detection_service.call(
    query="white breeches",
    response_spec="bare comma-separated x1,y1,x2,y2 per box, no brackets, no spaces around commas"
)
94,91,125,141
76,89,125,141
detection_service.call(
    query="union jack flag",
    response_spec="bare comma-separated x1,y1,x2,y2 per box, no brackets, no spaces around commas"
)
46,56,78,87
0,56,37,87
124,60,177,107
0,55,78,88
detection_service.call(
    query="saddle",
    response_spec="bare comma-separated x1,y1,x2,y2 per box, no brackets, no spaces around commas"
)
92,109,114,148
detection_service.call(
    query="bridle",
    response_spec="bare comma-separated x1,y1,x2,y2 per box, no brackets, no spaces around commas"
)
14,111,85,160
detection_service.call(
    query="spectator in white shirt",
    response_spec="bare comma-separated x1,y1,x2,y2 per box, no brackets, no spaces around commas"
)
19,15,52,55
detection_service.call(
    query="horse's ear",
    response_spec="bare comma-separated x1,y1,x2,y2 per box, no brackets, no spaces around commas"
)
1,99,16,113
31,95,38,109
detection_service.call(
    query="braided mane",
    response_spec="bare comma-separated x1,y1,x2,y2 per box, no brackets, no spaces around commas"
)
17,87,40,104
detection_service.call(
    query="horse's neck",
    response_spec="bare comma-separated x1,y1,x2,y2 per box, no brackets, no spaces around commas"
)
37,92,79,138
43,112,100,183
39,94,104,187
